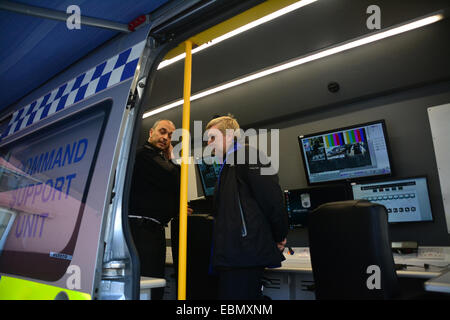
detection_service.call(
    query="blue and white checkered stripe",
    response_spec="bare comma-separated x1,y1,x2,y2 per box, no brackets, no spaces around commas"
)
2,40,146,141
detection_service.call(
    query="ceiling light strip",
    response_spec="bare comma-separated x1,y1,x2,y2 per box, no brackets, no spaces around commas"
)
144,13,443,119
157,0,318,70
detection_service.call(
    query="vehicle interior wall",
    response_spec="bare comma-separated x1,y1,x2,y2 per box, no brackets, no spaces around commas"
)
138,0,450,246
141,80,450,246
264,81,450,246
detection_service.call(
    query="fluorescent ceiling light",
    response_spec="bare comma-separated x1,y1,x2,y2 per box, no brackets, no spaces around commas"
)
143,13,444,119
157,0,318,70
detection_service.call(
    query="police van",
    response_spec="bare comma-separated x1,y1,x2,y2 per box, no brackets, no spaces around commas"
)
0,0,263,300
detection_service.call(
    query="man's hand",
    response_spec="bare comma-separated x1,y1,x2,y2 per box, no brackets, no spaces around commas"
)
277,238,287,251
164,143,174,160
187,207,193,215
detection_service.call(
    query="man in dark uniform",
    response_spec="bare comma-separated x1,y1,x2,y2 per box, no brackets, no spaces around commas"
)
129,119,181,300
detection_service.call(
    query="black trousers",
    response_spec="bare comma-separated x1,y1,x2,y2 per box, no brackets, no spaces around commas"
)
129,218,166,300
217,267,265,300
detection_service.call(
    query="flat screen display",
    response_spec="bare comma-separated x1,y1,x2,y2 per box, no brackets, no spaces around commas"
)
351,176,433,223
196,156,221,197
298,120,392,184
284,184,351,228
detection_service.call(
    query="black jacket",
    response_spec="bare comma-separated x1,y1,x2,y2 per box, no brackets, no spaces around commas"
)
129,142,180,225
212,143,288,268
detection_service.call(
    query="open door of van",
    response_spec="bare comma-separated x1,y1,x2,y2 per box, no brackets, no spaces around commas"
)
0,0,265,300
0,18,151,300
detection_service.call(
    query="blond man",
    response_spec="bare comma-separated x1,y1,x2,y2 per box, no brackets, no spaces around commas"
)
206,115,288,300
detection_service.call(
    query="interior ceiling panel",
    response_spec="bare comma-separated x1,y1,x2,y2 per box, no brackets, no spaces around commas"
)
145,17,450,131
145,0,450,133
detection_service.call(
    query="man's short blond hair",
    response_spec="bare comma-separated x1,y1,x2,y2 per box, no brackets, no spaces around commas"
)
206,114,240,137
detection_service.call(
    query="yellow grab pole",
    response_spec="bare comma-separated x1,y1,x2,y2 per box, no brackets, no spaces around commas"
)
177,40,192,300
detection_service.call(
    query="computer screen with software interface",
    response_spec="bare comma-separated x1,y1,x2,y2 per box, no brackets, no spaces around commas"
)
298,120,392,185
285,184,351,228
195,156,221,197
351,176,433,223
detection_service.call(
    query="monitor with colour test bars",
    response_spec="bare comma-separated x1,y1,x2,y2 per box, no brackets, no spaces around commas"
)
298,120,392,185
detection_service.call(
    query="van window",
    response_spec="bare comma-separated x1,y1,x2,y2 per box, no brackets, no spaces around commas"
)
0,100,111,281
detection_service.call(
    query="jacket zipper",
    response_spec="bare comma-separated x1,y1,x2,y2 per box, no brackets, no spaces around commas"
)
237,192,248,238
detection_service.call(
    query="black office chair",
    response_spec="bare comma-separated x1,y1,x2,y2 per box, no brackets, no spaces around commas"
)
171,214,219,300
308,200,400,300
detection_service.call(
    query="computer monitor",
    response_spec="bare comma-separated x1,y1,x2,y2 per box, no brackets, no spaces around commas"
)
284,184,351,228
298,120,392,185
351,176,433,223
195,156,221,197
173,156,202,201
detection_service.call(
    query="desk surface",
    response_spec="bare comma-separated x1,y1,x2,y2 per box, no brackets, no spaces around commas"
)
276,247,449,278
165,246,450,279
140,277,166,289
424,270,450,293
271,264,443,279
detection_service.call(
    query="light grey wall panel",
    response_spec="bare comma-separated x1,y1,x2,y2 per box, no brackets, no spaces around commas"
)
273,82,450,246
428,103,450,234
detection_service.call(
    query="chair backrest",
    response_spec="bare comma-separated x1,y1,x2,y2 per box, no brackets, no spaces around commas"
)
171,214,218,300
308,200,400,300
